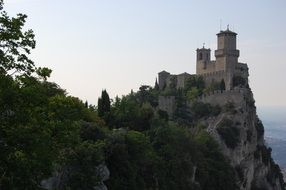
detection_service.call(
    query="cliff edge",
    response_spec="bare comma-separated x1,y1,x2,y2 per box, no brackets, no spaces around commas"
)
198,88,285,190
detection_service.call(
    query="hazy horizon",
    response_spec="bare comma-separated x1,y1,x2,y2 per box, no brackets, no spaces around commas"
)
4,0,286,106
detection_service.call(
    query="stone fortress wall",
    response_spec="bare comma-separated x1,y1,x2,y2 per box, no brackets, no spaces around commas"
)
194,88,245,107
158,96,176,116
158,88,246,117
198,70,228,89
158,71,193,90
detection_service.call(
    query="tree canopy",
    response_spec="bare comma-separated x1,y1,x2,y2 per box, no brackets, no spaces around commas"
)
0,1,266,190
0,0,36,75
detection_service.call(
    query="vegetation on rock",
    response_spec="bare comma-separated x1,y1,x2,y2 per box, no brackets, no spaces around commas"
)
217,118,240,149
0,1,284,189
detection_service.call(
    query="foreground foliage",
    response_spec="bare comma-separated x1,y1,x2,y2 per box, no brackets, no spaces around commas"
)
0,69,239,189
0,1,267,189
0,2,238,187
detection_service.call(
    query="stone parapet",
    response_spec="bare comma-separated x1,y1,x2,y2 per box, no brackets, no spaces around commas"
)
215,49,239,58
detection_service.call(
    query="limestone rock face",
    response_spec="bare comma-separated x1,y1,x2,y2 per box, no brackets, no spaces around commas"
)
41,164,110,190
94,164,110,190
201,88,285,190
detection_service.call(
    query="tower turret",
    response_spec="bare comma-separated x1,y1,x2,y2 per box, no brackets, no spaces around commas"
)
215,27,239,72
196,46,211,74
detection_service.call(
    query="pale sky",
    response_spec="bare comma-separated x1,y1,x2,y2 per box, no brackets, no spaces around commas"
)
4,0,286,106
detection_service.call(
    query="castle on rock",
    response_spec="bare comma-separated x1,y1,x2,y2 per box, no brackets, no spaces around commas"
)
158,27,249,91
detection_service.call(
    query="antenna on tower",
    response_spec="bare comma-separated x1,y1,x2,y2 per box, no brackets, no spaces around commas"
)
227,24,229,30
220,19,222,31
203,43,205,48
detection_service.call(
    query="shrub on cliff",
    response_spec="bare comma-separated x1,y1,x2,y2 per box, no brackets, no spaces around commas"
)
195,131,238,190
217,118,240,149
233,76,247,87
191,101,221,119
255,118,264,141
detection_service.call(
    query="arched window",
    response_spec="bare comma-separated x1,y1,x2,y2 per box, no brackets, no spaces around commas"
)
199,53,203,60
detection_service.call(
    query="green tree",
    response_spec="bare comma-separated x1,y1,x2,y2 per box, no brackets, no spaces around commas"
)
187,87,200,101
61,141,106,189
106,130,157,190
150,125,199,190
185,75,205,92
233,76,247,87
195,131,238,190
169,76,177,90
0,68,102,188
0,0,36,75
191,101,211,119
216,118,240,149
173,89,192,125
98,90,111,117
36,67,52,81
135,85,158,107
154,78,159,90
0,75,56,188
137,85,151,104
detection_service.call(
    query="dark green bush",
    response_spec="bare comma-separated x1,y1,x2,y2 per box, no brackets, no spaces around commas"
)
255,119,264,140
233,76,247,87
217,119,240,149
191,102,211,118
211,105,222,116
251,181,268,190
254,148,260,159
185,75,205,92
223,101,236,113
195,131,238,190
191,102,221,119
157,109,169,121
261,146,271,165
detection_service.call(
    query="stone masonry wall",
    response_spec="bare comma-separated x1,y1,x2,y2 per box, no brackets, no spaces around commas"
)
158,96,176,117
195,88,245,107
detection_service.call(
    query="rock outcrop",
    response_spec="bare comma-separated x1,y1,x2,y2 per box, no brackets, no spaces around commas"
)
200,88,285,190
41,164,110,190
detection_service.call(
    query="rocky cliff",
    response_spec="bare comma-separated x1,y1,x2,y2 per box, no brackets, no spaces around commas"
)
199,88,285,190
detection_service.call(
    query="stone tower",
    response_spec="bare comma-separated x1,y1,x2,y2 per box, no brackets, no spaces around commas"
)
214,27,240,73
196,46,211,74
158,70,170,90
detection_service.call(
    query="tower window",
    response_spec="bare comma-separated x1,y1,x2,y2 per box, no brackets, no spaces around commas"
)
199,53,203,60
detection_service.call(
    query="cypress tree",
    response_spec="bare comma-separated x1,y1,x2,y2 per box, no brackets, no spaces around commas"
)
97,90,110,117
154,78,159,90
220,79,226,91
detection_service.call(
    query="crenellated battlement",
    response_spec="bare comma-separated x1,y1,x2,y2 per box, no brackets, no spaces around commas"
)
198,70,226,77
197,88,243,100
158,88,246,117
